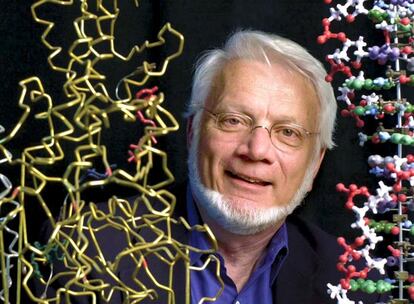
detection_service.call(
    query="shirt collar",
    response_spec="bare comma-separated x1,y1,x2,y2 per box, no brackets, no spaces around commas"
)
186,184,289,274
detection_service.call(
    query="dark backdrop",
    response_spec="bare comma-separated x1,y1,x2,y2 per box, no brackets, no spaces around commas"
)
0,1,390,242
3,1,403,302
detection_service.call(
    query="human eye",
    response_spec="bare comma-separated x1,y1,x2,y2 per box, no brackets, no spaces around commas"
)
273,125,303,146
217,113,250,131
281,128,296,137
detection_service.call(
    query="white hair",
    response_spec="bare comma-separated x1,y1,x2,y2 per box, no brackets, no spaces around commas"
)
186,30,337,150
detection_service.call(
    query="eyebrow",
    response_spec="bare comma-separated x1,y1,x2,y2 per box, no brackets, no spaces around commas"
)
215,106,302,125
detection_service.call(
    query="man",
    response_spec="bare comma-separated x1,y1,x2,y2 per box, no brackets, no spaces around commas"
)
185,30,329,301
184,30,384,303
35,30,384,304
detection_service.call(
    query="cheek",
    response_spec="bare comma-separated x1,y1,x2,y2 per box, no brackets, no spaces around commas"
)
197,133,220,182
197,133,235,181
277,149,313,182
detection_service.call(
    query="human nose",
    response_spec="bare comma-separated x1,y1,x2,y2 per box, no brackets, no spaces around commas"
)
237,126,276,163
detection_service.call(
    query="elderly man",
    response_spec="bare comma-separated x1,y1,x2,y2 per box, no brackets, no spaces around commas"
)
185,30,333,303
35,30,385,304
184,30,384,303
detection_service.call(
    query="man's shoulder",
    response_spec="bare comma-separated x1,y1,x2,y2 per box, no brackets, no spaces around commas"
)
285,214,341,257
280,214,387,304
282,214,342,280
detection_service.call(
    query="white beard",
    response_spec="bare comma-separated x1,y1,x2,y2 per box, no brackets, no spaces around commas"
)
187,125,316,235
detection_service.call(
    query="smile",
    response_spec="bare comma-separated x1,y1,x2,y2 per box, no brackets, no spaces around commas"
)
227,170,271,186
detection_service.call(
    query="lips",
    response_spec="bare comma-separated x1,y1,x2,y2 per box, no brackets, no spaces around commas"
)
226,170,271,186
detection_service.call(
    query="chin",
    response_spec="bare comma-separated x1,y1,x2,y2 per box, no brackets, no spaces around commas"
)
190,177,297,235
225,195,276,210
188,155,299,235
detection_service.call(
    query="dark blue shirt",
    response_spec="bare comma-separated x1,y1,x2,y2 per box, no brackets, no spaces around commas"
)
187,186,288,304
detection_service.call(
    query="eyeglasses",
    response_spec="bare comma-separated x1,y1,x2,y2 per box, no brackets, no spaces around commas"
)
202,108,318,151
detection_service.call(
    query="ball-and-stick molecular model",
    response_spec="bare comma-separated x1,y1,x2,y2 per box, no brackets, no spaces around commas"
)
318,0,414,303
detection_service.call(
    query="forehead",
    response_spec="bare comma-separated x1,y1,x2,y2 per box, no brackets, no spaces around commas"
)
206,59,320,126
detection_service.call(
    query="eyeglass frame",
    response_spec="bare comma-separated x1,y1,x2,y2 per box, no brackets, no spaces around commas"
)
201,107,319,150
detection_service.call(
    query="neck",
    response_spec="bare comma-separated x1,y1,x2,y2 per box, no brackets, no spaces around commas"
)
198,206,284,292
